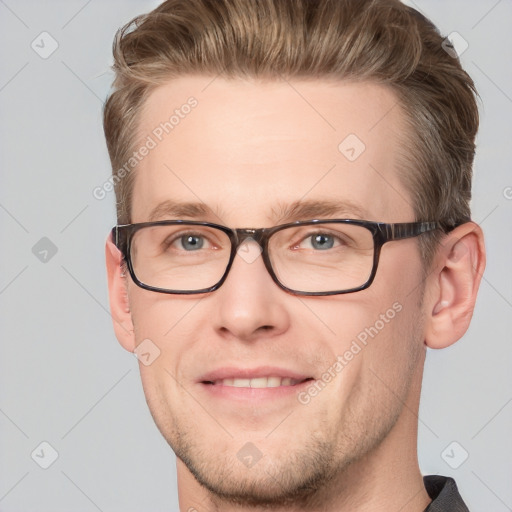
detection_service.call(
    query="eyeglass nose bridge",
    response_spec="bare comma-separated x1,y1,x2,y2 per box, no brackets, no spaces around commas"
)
231,228,268,251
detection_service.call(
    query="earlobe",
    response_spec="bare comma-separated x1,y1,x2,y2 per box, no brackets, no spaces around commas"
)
105,233,136,352
424,222,486,349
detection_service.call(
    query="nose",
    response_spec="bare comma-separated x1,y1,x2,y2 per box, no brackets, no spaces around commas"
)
212,238,291,342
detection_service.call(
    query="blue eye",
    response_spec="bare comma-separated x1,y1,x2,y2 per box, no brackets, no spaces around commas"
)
309,234,335,250
179,235,204,251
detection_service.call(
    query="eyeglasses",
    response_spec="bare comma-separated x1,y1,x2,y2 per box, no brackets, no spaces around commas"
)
111,219,443,296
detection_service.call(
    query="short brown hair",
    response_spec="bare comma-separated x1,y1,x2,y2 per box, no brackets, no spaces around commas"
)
103,0,479,266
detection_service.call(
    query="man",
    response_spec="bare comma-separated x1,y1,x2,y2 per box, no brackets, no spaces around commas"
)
103,0,485,510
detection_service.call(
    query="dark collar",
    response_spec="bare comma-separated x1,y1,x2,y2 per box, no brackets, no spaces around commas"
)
423,475,469,511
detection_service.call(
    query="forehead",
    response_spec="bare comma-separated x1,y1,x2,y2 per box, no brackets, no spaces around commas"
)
132,76,413,225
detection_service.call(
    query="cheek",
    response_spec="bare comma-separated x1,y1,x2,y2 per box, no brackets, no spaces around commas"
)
308,271,424,389
127,291,200,395
357,291,426,408
294,295,409,403
358,241,426,358
303,293,403,351
128,286,202,338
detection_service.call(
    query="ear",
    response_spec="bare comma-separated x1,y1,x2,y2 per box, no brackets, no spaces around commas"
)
424,222,486,349
105,232,136,352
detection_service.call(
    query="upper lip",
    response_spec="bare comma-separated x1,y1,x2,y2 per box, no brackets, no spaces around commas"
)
198,366,315,383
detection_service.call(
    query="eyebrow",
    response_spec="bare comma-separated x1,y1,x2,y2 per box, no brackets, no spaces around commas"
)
147,198,369,224
148,200,217,222
270,199,369,224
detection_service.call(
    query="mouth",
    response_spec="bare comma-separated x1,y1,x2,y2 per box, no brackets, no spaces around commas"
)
197,366,316,403
202,376,315,388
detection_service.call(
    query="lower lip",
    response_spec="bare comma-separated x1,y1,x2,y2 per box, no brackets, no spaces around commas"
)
198,379,315,403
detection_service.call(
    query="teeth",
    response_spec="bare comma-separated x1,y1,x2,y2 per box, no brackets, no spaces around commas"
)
266,377,281,387
213,376,303,388
232,378,250,387
249,377,269,388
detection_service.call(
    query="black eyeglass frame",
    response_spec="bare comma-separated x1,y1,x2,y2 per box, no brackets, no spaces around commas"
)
112,219,446,296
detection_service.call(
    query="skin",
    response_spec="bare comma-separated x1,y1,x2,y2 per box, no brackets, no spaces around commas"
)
106,76,485,511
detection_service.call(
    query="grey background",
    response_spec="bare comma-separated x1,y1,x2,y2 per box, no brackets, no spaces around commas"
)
0,0,511,510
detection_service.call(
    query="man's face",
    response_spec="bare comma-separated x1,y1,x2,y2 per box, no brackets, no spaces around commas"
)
124,77,427,504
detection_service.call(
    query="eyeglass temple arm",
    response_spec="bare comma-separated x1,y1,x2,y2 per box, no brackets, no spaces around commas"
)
381,221,442,241
382,218,473,240
111,226,120,248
